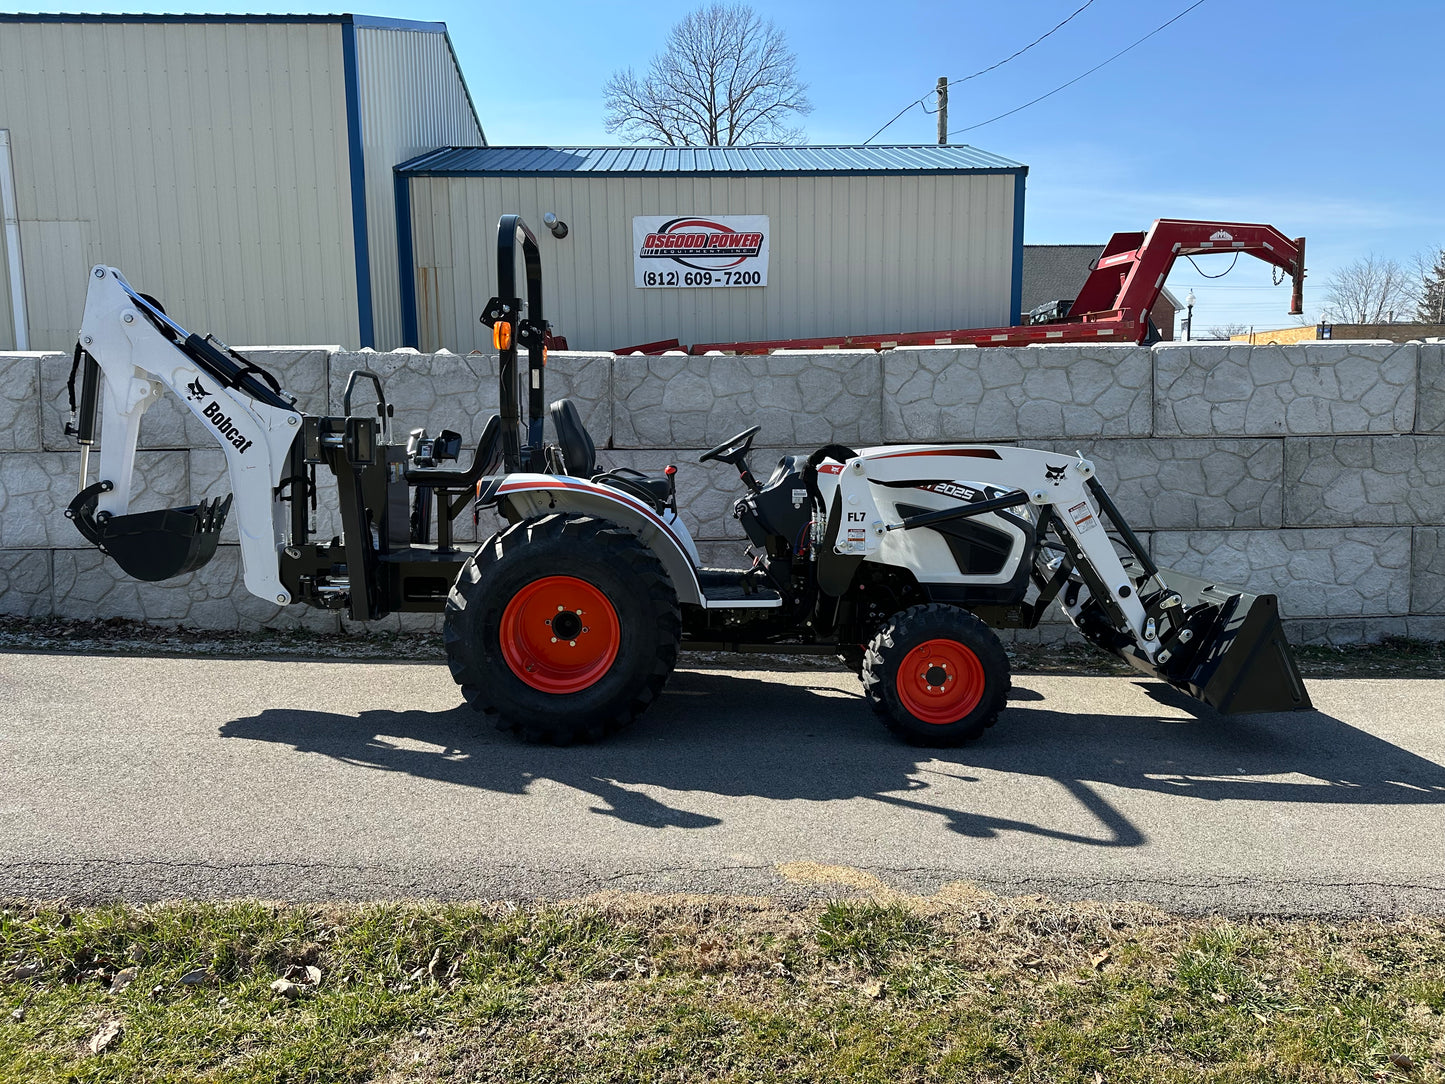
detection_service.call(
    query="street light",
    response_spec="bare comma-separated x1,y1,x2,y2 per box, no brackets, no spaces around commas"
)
1184,290,1196,341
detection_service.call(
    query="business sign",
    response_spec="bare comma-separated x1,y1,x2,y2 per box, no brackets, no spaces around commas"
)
633,215,769,288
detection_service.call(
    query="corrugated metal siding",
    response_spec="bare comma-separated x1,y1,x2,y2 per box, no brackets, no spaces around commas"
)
354,25,483,351
407,172,1017,353
0,20,357,350
403,144,1025,175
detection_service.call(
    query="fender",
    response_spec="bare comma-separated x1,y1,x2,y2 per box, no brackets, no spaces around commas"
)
488,474,705,606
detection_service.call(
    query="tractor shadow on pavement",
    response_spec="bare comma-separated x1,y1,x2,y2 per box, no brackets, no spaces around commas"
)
219,669,1445,851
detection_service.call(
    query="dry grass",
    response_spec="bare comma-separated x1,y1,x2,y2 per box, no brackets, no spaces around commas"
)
3,890,1443,1083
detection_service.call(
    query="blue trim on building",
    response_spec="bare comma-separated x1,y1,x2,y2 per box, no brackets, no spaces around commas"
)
395,171,419,350
340,18,375,348
1010,170,1027,326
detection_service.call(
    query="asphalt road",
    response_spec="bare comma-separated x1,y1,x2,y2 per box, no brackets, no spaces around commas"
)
2,650,1443,916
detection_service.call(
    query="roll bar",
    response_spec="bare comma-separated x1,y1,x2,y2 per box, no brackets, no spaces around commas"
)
480,214,548,472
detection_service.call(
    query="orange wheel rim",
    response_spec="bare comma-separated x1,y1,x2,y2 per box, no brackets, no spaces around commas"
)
500,576,620,693
896,638,985,724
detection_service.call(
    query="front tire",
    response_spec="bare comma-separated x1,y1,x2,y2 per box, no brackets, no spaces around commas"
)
861,603,1010,746
444,513,680,744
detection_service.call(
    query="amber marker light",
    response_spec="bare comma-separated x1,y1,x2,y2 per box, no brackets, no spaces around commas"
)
493,320,512,350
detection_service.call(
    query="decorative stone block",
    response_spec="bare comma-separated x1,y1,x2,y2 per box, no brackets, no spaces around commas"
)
547,352,612,446
40,347,329,451
54,544,236,624
1151,527,1411,619
604,448,751,542
328,350,610,451
693,539,753,570
1041,438,1282,530
52,545,348,630
1284,436,1445,527
1154,342,1416,436
0,450,188,548
0,355,42,452
1285,617,1410,646
883,344,1152,443
1407,614,1445,641
0,549,51,615
1412,527,1445,614
996,621,1084,647
1418,342,1445,433
613,352,881,449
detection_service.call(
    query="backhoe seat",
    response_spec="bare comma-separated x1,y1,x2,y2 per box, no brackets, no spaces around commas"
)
549,399,596,477
548,397,673,512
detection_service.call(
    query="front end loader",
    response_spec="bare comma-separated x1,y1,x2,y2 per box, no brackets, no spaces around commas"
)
62,214,1312,745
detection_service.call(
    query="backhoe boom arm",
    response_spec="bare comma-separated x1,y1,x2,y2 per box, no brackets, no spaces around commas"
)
71,266,301,602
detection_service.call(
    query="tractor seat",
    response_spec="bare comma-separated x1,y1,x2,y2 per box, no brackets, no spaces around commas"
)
548,398,673,512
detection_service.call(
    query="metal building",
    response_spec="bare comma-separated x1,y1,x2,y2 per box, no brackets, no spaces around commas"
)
394,145,1026,353
0,13,482,352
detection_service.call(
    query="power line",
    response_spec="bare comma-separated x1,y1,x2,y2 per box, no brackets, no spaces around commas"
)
949,0,1208,136
861,0,1100,145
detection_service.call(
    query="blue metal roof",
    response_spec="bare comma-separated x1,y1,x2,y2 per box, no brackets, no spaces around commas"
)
397,144,1026,177
0,13,448,32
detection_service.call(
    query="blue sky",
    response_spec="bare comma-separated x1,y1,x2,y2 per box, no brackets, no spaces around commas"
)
17,0,1445,331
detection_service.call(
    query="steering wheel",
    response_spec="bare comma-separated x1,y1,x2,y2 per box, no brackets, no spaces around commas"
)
698,424,761,465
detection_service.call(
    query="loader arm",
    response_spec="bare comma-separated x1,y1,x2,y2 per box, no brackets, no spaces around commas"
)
825,444,1310,714
68,266,301,603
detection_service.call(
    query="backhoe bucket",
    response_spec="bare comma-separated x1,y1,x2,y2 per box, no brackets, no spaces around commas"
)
1138,567,1312,714
67,483,231,581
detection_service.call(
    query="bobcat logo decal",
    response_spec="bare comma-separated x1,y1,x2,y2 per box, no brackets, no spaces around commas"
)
1044,463,1069,485
186,377,208,402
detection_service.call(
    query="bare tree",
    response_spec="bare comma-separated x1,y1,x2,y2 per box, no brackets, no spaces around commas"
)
1202,323,1251,340
603,4,811,146
1323,255,1418,324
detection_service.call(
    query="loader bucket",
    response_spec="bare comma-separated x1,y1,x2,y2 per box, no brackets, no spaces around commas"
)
67,484,232,582
1139,567,1312,715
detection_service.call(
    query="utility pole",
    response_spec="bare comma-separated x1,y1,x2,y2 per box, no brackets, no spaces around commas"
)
936,77,948,145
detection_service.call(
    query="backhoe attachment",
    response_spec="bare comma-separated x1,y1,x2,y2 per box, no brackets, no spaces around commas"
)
66,267,303,603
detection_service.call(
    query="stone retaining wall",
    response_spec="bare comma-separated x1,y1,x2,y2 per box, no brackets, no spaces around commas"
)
2,340,1442,644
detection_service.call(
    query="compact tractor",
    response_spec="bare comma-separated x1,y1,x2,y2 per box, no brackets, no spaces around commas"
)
64,215,1312,745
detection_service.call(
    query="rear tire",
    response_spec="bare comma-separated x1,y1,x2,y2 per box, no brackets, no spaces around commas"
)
444,513,680,744
861,603,1010,746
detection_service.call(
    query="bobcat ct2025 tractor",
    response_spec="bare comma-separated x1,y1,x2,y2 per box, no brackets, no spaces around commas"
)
63,215,1312,745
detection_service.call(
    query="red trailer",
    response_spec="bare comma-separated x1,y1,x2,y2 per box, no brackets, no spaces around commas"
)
613,219,1305,356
